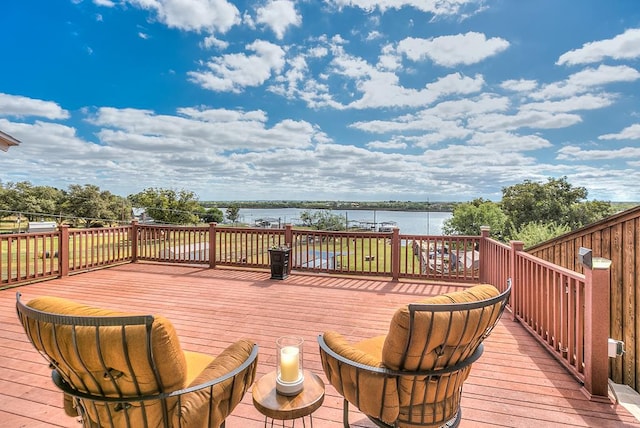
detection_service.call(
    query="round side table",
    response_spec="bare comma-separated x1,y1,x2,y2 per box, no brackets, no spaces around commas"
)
252,370,325,427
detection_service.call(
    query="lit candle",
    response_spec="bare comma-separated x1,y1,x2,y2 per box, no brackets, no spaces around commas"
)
280,345,300,382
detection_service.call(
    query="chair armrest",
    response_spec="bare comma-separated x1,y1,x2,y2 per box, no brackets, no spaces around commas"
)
175,342,259,395
318,333,392,375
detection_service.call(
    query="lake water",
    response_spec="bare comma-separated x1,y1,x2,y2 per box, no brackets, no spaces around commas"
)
226,208,451,235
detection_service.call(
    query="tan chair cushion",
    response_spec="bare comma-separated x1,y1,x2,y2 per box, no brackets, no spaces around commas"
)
26,296,188,393
382,284,501,371
25,296,188,426
176,339,257,428
322,331,399,424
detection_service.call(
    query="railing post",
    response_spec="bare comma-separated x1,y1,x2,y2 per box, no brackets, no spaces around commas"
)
284,224,293,275
58,225,69,278
580,249,612,401
130,220,138,262
510,240,524,321
391,227,400,281
479,226,490,283
209,222,217,269
284,224,293,248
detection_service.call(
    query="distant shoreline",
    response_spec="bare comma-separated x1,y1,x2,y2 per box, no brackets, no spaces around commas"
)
202,200,638,213
201,200,459,212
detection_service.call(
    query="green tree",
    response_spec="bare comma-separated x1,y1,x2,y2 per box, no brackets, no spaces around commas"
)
202,207,224,223
569,200,615,227
61,184,123,227
104,192,132,224
511,221,572,248
129,188,203,225
299,210,346,230
442,198,507,239
225,205,240,224
500,176,612,233
0,181,64,220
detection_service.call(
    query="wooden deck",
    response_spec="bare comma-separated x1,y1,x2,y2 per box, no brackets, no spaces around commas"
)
1,263,639,428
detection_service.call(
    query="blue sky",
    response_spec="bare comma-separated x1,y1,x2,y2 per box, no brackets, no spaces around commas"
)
1,0,640,202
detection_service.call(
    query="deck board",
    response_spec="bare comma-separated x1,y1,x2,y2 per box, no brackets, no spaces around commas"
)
1,263,638,427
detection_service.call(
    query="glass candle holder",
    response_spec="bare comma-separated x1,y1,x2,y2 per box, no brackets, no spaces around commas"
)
276,335,304,395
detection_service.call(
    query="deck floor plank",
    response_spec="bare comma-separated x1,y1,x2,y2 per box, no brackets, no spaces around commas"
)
1,263,638,427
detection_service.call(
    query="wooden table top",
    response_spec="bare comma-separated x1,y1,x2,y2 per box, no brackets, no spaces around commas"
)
252,370,325,420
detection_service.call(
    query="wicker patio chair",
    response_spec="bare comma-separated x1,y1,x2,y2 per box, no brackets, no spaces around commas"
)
318,283,511,428
16,292,258,428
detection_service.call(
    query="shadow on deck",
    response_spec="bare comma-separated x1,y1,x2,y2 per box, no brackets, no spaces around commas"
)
1,263,638,427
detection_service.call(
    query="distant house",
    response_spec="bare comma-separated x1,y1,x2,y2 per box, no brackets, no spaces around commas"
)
132,207,155,224
0,130,21,152
28,221,57,233
255,217,280,228
378,221,398,232
350,220,376,231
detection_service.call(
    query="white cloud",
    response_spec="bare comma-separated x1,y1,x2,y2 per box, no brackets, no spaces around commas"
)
557,145,640,161
500,79,537,92
327,0,485,17
531,64,640,100
427,92,509,118
0,118,121,178
557,28,640,66
366,138,408,150
201,35,229,50
520,93,615,113
425,72,485,97
350,93,508,135
397,32,509,67
366,30,383,41
467,131,552,151
0,93,69,120
599,123,640,140
188,40,286,92
89,106,318,152
255,0,302,40
126,0,241,33
93,0,116,6
344,68,485,109
420,144,539,171
468,110,582,131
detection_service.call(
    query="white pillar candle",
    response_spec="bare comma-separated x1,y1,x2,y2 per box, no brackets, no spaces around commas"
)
280,345,300,382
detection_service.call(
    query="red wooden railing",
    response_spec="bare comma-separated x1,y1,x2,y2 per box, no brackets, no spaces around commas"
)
67,226,131,272
514,246,588,383
479,227,510,289
131,224,481,280
134,224,210,264
527,205,640,393
479,230,611,400
0,230,59,285
1,222,612,400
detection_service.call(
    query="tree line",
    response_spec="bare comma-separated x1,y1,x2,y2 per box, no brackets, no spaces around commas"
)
0,182,225,228
0,178,621,247
442,177,615,247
